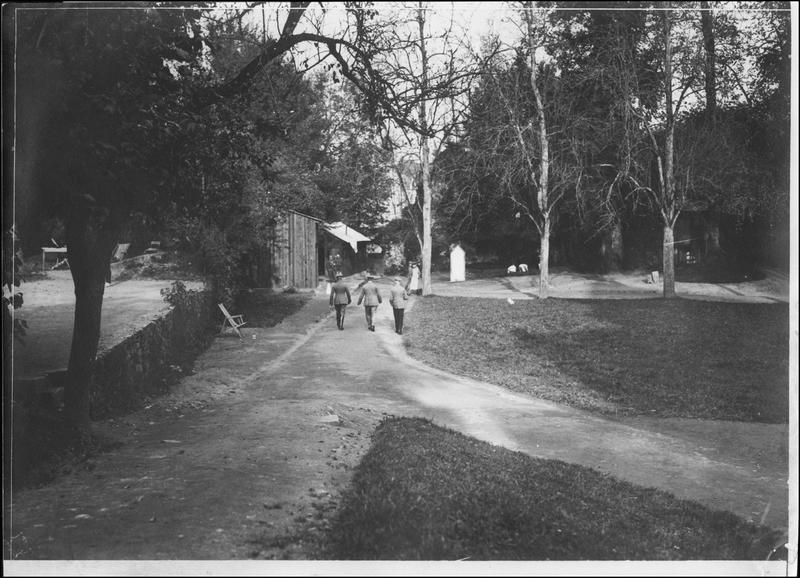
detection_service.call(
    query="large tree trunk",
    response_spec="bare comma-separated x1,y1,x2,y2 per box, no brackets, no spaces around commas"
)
525,4,552,299
416,4,433,296
539,213,551,299
703,211,721,259
601,219,624,272
700,1,717,126
662,223,676,298
64,211,117,435
662,8,677,300
420,151,432,296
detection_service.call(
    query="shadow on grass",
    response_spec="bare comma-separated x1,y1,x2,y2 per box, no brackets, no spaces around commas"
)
323,417,786,561
554,298,789,422
406,297,789,423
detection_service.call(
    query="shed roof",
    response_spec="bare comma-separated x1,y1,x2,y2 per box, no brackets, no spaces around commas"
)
322,222,371,253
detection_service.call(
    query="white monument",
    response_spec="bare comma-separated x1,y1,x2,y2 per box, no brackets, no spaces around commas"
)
450,244,465,282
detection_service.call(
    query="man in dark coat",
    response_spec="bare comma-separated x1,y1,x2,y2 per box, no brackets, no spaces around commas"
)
329,272,351,330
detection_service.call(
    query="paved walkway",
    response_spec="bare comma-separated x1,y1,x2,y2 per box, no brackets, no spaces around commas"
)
5,273,792,564
332,277,790,535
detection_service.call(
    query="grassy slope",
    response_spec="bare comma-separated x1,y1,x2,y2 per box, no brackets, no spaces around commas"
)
324,418,784,561
405,297,789,423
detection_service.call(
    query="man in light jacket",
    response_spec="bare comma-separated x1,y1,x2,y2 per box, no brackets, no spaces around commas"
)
357,274,382,332
389,276,409,335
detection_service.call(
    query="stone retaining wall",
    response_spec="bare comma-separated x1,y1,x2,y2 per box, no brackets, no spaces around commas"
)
8,287,217,489
89,289,215,419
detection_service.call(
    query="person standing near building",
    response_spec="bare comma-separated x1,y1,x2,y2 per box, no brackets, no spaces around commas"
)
389,277,409,335
326,254,340,283
357,274,382,332
329,272,351,330
407,261,421,296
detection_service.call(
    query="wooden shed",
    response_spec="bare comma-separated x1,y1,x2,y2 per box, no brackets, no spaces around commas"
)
255,210,320,290
250,211,373,290
320,222,372,277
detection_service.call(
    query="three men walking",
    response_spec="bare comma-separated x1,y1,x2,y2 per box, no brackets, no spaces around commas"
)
334,272,410,334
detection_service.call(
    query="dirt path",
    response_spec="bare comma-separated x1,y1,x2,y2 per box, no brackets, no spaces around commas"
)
4,274,792,564
431,268,791,303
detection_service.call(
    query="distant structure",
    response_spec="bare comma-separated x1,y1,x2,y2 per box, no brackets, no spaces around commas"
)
450,244,465,282
252,210,371,290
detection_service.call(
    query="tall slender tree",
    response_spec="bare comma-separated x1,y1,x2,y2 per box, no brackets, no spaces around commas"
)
362,2,482,295
700,0,717,126
522,1,555,297
624,4,706,298
443,2,581,297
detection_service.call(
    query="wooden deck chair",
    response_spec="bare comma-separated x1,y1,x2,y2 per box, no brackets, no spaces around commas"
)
218,303,246,337
42,240,69,270
112,243,131,262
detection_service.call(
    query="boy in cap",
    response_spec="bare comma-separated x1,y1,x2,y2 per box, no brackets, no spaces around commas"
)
389,276,409,334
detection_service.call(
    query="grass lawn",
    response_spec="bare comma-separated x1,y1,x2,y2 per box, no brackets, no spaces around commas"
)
323,417,784,561
406,297,789,423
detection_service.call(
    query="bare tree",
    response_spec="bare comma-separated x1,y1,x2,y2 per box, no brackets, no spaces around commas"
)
364,2,483,295
626,4,704,298
452,2,579,298
522,2,556,297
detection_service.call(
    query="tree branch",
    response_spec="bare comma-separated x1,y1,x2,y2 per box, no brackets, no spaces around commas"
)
193,2,311,108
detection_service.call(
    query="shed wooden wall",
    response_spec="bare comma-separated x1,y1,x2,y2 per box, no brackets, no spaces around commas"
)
264,212,319,289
